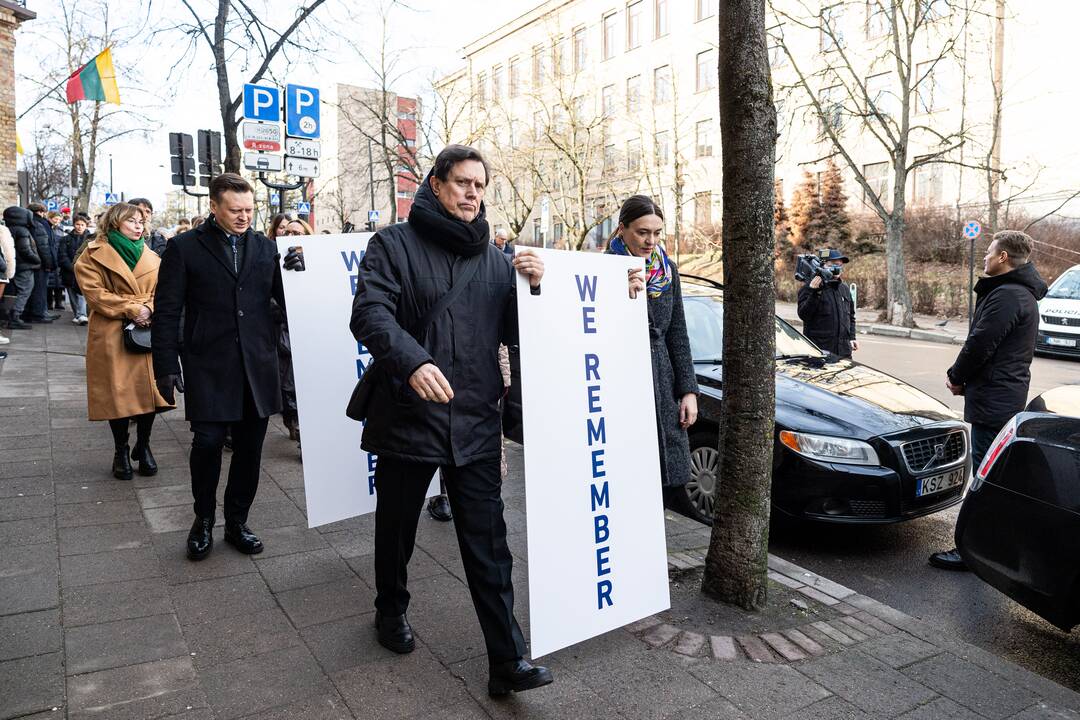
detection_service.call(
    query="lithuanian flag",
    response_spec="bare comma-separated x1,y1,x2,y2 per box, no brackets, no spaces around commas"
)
65,48,121,105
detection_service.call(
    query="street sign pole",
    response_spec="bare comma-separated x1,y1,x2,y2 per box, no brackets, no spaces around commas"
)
962,220,983,324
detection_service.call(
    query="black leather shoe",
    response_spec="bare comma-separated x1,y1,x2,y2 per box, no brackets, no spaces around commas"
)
131,443,158,476
26,316,54,324
488,658,554,697
427,494,453,522
224,522,264,554
112,445,133,480
929,548,968,571
374,611,415,654
187,517,214,560
7,318,30,330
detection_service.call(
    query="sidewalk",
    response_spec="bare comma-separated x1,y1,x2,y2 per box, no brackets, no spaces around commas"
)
2,319,1078,720
775,300,970,345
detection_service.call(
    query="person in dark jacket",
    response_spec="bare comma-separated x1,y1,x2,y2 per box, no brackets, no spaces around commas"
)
604,196,697,510
2,207,41,330
796,248,858,358
350,145,553,697
58,214,91,324
131,198,169,256
152,173,303,562
930,230,1048,571
24,203,58,324
46,211,66,311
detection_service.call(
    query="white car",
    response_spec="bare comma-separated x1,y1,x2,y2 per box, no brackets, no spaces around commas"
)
1036,264,1080,358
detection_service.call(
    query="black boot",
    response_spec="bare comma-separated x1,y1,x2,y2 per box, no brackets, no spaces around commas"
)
224,522,264,554
112,445,133,481
929,548,968,571
131,443,158,476
427,494,453,522
488,658,554,697
187,517,214,561
374,611,415,654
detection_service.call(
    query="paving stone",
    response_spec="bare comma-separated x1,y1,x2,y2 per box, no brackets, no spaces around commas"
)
854,610,898,634
60,546,161,588
144,504,199,534
782,695,874,719
768,569,805,590
641,622,681,648
66,656,207,720
233,691,355,720
64,577,174,627
0,459,50,478
1008,702,1080,719
276,576,374,629
860,632,942,669
58,521,152,556
57,499,143,527
0,609,61,662
332,645,472,720
299,612,393,675
403,572,488,664
665,698,752,720
185,607,303,669
710,635,738,660
347,547,448,586
761,632,809,662
0,543,58,614
783,628,826,657
736,635,777,663
152,530,258,586
0,652,64,719
903,653,1041,719
199,645,335,720
673,630,707,657
245,499,307,530
897,696,987,719
65,613,187,675
0,516,55,547
0,493,54,522
834,602,860,615
625,615,663,633
828,618,868,642
255,548,353,593
691,660,830,718
136,484,194,509
169,572,278,626
55,480,134,504
320,528,376,559
798,585,841,607
839,615,883,639
0,476,51,498
803,622,849,649
799,649,938,716
250,523,329,559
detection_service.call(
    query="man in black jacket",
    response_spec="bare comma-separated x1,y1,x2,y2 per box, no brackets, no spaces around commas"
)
23,203,58,324
352,145,553,697
2,207,41,330
930,230,1047,571
152,173,302,561
796,248,858,358
131,198,169,256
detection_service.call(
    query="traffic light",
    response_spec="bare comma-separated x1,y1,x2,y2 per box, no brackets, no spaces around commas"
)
197,130,223,187
169,132,195,187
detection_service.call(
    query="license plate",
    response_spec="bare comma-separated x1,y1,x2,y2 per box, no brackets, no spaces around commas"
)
1047,337,1077,347
916,467,965,497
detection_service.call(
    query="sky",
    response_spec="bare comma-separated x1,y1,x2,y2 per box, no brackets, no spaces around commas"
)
13,0,537,210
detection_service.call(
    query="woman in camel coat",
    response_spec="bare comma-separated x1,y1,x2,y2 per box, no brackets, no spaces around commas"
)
75,202,173,480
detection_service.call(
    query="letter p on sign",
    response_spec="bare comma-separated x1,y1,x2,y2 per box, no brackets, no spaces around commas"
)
243,83,281,123
286,84,321,139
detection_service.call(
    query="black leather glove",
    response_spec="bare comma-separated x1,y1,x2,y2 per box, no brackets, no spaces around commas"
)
283,246,305,271
156,373,185,405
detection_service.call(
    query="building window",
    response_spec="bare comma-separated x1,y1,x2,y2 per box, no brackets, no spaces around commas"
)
396,190,415,199
915,61,941,114
696,0,717,21
476,72,487,104
863,161,889,205
552,104,568,134
627,1,643,50
655,0,669,37
654,65,672,103
396,110,416,121
695,119,714,157
696,50,716,92
509,57,522,98
626,138,642,172
491,66,503,100
572,95,587,122
912,157,943,205
604,143,617,172
694,191,712,226
819,85,844,136
603,12,618,59
533,218,542,244
573,26,587,72
532,45,546,85
553,222,564,247
554,37,570,77
655,130,671,165
626,74,641,107
820,3,844,52
865,72,894,118
865,1,889,39
534,110,545,140
601,84,615,117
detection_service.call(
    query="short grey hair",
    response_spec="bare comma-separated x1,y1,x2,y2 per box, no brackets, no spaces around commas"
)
494,228,509,239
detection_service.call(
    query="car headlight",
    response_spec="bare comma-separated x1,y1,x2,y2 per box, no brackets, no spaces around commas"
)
779,431,880,466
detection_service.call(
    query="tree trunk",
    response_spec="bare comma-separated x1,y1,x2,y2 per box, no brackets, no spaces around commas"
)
885,173,914,327
701,0,776,612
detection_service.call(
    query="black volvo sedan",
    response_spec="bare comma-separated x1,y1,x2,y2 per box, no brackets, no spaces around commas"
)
676,277,970,525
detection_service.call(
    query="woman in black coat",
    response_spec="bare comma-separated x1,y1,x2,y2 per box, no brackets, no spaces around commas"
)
57,214,91,324
605,195,699,507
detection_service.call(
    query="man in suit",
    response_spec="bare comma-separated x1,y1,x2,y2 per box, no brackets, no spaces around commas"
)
152,173,302,560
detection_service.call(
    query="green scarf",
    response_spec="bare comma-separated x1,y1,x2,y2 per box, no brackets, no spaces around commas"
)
107,230,144,270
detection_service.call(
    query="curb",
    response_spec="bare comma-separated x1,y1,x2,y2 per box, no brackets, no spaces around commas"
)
784,315,964,345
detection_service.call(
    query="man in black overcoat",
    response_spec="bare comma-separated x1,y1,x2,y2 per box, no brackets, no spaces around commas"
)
797,247,858,358
351,145,553,697
152,173,303,561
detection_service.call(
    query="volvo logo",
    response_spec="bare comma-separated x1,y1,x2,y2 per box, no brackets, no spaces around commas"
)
921,443,946,472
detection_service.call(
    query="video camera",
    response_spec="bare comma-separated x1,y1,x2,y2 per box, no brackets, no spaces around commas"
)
795,253,841,284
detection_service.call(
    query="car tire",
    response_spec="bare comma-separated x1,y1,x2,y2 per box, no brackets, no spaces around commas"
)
681,430,721,526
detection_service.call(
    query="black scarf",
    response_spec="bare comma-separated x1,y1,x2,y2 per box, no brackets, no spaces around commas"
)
407,170,490,257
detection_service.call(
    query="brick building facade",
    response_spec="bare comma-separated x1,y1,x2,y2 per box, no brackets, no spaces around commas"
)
0,1,34,208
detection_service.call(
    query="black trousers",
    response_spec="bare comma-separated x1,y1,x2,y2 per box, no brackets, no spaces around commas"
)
374,454,526,663
189,382,268,525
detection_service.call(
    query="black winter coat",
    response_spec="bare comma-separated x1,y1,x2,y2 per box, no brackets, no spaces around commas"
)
351,184,519,466
948,263,1048,428
30,215,56,271
797,279,856,357
152,218,285,422
148,230,168,256
2,207,41,270
57,230,88,288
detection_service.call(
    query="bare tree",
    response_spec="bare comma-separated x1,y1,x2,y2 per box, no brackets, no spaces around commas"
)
24,128,70,203
701,0,777,611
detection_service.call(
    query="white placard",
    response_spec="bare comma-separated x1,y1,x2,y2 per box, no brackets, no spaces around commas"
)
517,248,670,658
284,156,319,178
244,151,282,172
276,234,436,527
285,137,321,159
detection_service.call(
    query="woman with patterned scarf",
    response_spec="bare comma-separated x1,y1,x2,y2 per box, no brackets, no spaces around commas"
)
605,195,699,512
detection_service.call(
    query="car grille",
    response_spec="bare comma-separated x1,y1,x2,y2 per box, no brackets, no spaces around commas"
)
1042,314,1080,327
901,431,966,473
849,500,888,518
1037,330,1080,356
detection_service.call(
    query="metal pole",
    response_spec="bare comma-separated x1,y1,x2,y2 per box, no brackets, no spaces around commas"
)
279,188,286,214
968,236,976,324
367,139,376,216
109,155,113,194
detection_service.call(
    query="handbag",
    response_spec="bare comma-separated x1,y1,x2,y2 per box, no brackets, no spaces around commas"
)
123,322,152,354
346,256,482,422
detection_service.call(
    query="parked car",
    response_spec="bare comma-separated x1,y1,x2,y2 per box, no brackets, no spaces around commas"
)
1035,264,1080,358
955,385,1080,632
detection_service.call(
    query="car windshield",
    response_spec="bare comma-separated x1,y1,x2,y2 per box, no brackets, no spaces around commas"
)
682,294,825,362
1047,269,1080,300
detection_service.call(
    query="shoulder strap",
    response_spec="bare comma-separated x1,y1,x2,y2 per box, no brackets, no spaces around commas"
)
409,253,483,336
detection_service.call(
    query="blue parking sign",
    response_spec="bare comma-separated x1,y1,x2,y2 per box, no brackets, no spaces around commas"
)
285,84,320,139
243,83,280,122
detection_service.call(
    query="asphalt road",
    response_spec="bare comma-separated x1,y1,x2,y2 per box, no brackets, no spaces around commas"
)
769,335,1080,692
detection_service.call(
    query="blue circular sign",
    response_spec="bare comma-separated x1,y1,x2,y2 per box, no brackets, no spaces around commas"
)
962,220,982,240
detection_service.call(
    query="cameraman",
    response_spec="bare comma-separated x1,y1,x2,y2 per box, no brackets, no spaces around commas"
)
797,248,858,359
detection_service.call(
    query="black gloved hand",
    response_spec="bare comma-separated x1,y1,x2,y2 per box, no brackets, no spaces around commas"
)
156,373,185,405
283,246,305,271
